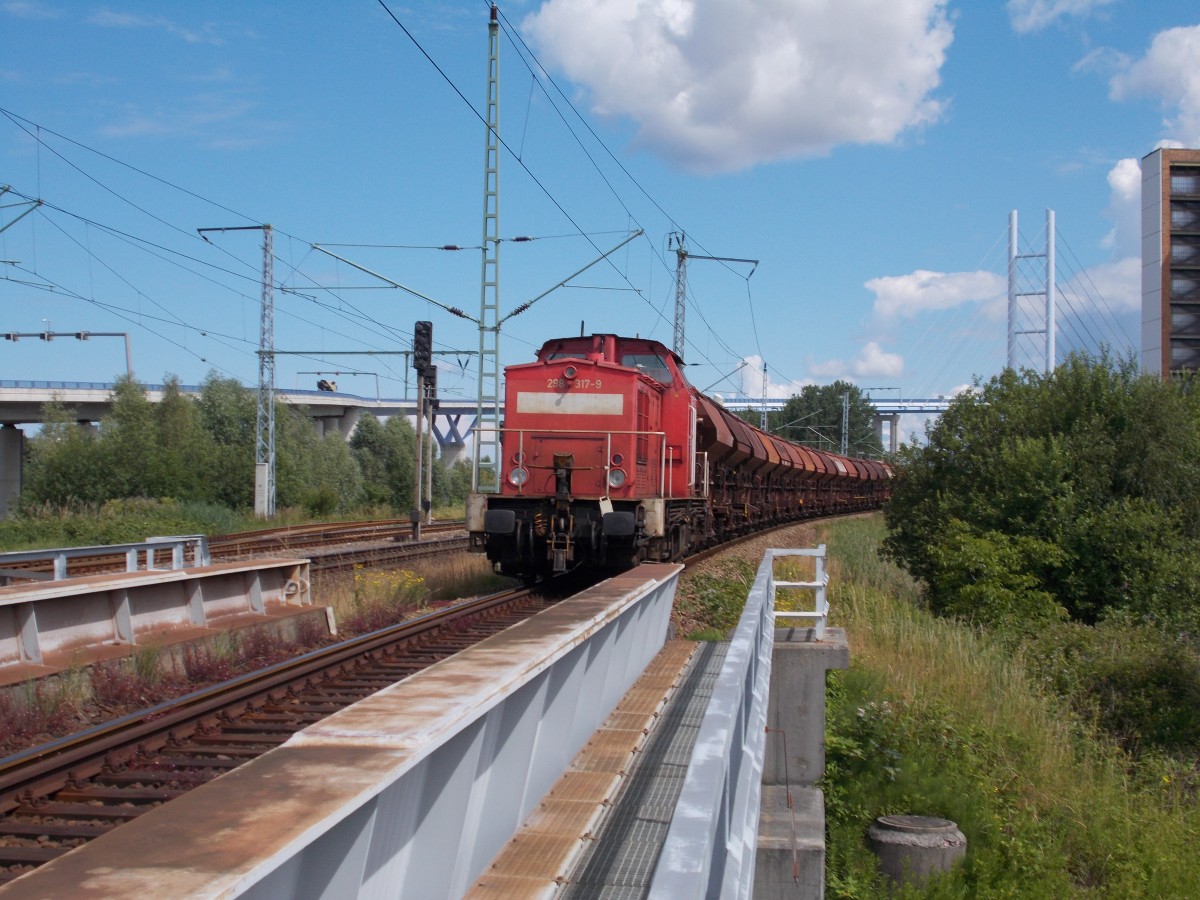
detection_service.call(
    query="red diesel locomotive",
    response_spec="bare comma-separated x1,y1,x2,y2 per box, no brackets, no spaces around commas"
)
466,333,891,579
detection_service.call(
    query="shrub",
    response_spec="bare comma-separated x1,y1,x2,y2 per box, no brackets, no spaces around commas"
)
1025,618,1200,755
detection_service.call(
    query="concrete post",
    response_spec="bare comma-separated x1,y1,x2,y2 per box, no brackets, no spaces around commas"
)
756,627,850,899
0,425,23,517
763,627,849,787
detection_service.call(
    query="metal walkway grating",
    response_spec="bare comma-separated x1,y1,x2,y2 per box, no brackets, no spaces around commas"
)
560,640,729,898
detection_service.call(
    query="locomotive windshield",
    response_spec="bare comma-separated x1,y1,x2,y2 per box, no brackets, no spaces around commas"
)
621,353,673,384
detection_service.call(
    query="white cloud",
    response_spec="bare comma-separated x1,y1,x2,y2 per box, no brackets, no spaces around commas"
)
1007,0,1117,34
524,0,953,173
89,8,225,45
2,1,59,19
1109,25,1200,144
800,342,904,382
865,269,1006,319
734,355,810,399
1102,157,1140,256
1059,255,1140,315
96,94,286,149
852,341,905,378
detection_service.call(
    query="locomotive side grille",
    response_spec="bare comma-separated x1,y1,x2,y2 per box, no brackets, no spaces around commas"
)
636,390,651,463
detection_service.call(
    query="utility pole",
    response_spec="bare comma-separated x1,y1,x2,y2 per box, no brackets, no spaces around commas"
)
475,2,502,493
198,223,275,517
667,231,758,362
760,362,768,430
840,391,849,457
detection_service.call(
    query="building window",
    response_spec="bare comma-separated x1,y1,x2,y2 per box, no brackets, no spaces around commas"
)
1172,276,1200,302
1171,203,1200,232
1171,170,1200,195
1170,240,1200,265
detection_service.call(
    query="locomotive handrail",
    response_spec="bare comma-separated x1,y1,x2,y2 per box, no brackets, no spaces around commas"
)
475,426,672,498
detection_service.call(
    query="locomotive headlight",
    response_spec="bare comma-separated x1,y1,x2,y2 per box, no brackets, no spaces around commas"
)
563,365,577,379
607,467,627,489
508,466,529,487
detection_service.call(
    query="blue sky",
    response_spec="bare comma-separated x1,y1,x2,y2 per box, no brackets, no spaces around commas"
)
1,1,1196,440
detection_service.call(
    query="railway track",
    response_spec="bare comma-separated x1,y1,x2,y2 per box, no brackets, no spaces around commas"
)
0,512,857,883
0,519,468,582
0,579,580,884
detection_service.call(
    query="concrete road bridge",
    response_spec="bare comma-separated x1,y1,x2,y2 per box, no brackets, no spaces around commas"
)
0,381,481,515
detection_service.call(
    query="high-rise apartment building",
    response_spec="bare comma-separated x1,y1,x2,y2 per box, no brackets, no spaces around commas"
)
1142,147,1200,376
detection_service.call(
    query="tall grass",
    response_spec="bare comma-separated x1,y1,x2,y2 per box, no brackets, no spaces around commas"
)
317,553,513,636
820,514,1200,897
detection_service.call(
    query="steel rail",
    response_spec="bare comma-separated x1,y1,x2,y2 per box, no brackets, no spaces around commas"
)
0,583,539,813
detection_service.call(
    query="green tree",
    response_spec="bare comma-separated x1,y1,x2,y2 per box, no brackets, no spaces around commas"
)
21,399,106,506
196,374,257,508
274,403,364,513
152,376,215,501
349,413,416,509
98,375,157,499
746,382,883,456
883,353,1200,629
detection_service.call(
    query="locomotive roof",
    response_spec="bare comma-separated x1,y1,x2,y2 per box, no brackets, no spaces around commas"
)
532,334,690,389
535,334,683,366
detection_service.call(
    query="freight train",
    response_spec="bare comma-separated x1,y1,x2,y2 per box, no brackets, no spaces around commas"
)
466,333,892,579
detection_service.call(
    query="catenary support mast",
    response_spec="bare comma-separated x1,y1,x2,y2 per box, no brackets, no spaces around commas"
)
474,4,502,492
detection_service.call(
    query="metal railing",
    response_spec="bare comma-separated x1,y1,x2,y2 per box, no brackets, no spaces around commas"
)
650,544,830,898
479,426,674,498
650,547,781,899
771,544,829,640
0,535,211,584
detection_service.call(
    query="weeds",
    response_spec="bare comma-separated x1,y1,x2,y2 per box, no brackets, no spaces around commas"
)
337,566,429,633
675,561,756,639
820,513,1200,897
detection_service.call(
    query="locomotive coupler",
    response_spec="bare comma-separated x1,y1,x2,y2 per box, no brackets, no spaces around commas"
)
553,453,574,498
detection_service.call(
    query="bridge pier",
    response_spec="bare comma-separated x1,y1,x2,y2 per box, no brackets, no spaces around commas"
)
0,425,22,516
872,413,902,453
756,628,850,898
431,413,471,467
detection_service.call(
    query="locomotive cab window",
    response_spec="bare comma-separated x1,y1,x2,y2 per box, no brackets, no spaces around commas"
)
621,353,672,384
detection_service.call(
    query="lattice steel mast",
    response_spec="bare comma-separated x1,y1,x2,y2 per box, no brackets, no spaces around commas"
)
671,232,688,358
197,223,275,517
256,225,276,516
475,3,502,492
668,231,758,363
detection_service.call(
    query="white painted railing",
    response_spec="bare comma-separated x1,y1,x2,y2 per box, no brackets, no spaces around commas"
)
650,544,830,898
649,548,781,899
770,544,829,640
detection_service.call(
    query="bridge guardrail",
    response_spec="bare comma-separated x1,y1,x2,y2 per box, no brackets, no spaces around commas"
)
651,548,793,899
650,544,830,898
0,535,210,584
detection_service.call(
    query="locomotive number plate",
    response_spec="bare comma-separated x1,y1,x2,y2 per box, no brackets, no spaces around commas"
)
516,391,625,415
546,377,602,390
